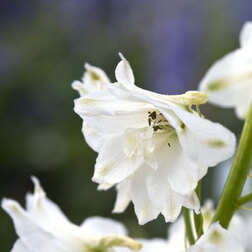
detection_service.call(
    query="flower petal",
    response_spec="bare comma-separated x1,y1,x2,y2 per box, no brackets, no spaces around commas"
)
72,80,88,96
82,122,108,152
154,133,198,194
74,90,150,134
199,46,252,119
240,22,252,48
171,106,236,168
93,134,144,184
72,63,110,96
81,216,127,236
115,53,135,86
113,180,131,213
145,167,184,222
183,191,200,214
26,177,69,223
130,168,159,225
11,239,32,252
188,223,245,252
2,199,70,252
137,238,170,252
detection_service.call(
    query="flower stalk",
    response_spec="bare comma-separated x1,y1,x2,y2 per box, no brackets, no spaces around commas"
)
212,102,252,228
236,192,252,206
183,208,195,245
193,182,203,240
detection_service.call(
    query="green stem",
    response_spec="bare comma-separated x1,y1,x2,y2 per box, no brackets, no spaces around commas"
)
194,182,203,239
237,192,252,206
211,103,252,228
183,208,195,245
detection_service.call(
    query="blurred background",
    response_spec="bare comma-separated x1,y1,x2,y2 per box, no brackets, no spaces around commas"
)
0,0,251,250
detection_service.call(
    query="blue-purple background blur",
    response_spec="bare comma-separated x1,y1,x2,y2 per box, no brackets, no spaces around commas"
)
0,1,251,250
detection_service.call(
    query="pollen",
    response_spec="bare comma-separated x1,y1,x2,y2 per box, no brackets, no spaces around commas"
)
147,111,170,132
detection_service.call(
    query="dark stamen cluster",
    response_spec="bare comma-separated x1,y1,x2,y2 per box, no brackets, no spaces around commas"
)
148,111,164,131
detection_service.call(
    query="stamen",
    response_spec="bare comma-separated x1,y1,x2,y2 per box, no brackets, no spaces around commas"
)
147,111,171,132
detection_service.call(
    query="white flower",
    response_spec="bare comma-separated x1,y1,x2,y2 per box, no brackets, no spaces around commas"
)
199,22,252,119
1,177,141,252
165,200,251,252
187,223,245,252
198,201,252,252
73,54,236,224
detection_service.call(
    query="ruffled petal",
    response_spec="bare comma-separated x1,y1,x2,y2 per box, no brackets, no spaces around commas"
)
145,167,184,222
93,134,144,184
171,106,236,168
130,168,159,225
74,89,151,134
153,133,198,194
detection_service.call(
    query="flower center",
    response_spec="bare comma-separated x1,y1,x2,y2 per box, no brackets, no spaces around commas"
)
147,111,172,132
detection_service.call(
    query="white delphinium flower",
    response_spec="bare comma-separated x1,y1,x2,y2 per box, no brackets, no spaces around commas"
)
73,54,236,224
165,200,251,252
187,223,245,252
1,177,141,252
199,201,252,252
199,22,252,119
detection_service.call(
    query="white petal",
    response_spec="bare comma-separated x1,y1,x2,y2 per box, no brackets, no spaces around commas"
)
113,180,131,213
11,240,32,252
97,182,114,191
145,168,183,222
151,133,198,195
72,63,110,96
84,63,110,85
228,214,249,250
82,122,108,152
232,81,252,118
199,46,252,119
171,106,236,168
145,135,200,221
199,48,252,106
188,223,245,252
93,134,144,184
165,137,198,194
166,217,186,252
115,53,135,86
26,177,69,222
137,238,170,252
240,22,252,48
72,80,88,96
130,168,159,225
81,216,127,236
2,199,70,252
74,90,150,134
183,191,200,214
